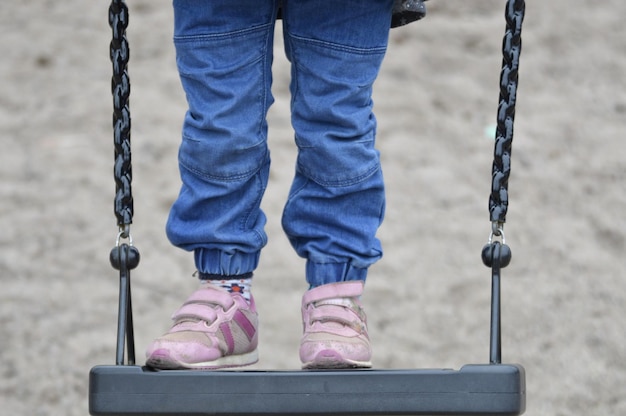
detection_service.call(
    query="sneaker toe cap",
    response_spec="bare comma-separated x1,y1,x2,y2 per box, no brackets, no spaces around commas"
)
300,335,371,365
146,331,222,368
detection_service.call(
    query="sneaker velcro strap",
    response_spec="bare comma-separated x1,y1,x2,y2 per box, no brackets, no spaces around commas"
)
172,303,221,323
302,281,364,306
308,303,366,334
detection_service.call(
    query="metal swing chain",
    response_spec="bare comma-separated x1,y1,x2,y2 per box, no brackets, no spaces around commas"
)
109,0,139,366
110,0,133,237
489,0,525,240
483,0,525,365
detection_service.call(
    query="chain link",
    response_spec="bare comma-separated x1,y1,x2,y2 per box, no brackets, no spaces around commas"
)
109,0,134,232
489,0,525,226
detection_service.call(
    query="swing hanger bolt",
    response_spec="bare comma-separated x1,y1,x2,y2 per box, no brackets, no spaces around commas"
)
116,225,134,247
489,222,506,244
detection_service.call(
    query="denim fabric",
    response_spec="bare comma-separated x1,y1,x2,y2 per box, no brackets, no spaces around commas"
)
166,0,393,286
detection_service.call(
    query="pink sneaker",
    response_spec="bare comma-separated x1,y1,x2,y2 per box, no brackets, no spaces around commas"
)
145,284,258,370
300,281,372,369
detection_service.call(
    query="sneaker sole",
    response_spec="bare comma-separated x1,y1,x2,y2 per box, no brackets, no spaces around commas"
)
302,349,372,370
147,349,259,370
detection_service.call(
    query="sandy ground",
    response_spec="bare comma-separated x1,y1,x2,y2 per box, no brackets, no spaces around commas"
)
1,1,625,415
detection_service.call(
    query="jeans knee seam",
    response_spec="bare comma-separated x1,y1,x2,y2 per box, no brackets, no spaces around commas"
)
286,32,387,56
298,162,381,188
180,148,269,183
174,22,275,43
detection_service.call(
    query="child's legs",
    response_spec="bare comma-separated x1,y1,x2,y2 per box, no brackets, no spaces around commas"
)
280,0,394,287
166,0,279,276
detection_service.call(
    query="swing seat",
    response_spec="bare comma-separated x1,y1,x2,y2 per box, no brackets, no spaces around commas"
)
89,363,525,415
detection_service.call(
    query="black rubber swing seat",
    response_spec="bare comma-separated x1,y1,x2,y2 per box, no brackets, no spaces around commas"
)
89,363,525,416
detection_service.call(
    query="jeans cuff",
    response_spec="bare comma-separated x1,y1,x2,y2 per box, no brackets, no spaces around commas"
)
306,261,368,288
194,248,259,276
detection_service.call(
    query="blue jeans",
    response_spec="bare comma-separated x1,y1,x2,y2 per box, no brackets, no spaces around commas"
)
166,0,393,287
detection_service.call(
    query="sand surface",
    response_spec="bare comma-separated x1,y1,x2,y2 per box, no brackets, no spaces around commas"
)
1,1,625,415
